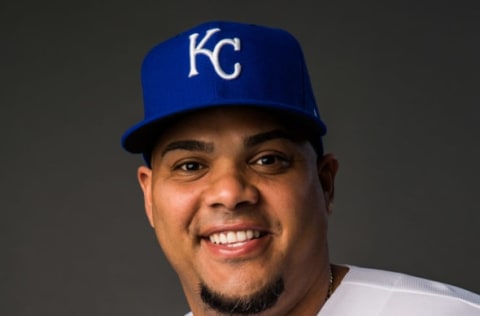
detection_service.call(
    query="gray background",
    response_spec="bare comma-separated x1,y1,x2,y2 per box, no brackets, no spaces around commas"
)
1,1,479,315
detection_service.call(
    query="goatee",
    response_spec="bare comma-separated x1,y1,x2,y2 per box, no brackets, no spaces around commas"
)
200,277,284,315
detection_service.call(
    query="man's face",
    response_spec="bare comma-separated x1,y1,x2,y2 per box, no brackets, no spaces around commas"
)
138,107,338,315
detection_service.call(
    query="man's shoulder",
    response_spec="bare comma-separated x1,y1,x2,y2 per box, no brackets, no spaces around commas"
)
342,265,479,300
320,265,480,316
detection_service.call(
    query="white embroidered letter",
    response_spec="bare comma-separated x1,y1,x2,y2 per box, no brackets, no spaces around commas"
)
188,28,241,80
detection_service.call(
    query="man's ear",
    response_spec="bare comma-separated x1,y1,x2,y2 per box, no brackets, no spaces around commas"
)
137,166,155,227
317,154,339,215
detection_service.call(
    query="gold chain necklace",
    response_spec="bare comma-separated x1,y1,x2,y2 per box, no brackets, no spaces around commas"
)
326,265,334,301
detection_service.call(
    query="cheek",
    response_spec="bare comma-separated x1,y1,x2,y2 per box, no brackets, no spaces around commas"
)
150,184,200,250
149,187,203,281
152,182,197,219
273,173,328,243
280,182,329,274
281,168,325,212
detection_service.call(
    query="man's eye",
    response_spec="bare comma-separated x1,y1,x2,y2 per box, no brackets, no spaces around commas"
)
253,154,291,168
256,155,279,165
176,161,204,171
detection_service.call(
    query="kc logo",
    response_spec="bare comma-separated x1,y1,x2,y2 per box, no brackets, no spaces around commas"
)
188,28,241,80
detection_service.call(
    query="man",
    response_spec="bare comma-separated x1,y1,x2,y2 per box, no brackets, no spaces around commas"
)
122,21,480,315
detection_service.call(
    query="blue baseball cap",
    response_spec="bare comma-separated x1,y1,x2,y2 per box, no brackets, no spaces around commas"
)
121,21,327,155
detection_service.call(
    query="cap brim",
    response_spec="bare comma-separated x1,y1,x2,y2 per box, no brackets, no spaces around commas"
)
121,100,327,154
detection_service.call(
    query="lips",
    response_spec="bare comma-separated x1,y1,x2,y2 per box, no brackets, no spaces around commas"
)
209,230,261,246
201,226,271,259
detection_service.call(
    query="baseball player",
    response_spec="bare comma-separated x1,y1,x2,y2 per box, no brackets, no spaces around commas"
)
122,21,480,315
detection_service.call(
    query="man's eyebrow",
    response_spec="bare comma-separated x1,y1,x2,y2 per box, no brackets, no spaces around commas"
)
161,140,214,157
244,129,297,147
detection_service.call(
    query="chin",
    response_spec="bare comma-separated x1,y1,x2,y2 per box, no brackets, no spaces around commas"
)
207,263,278,295
200,276,284,315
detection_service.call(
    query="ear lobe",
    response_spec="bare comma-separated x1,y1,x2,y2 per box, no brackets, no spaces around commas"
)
317,154,339,214
137,166,155,227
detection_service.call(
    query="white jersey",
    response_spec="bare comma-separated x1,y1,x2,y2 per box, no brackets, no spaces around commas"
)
185,265,480,316
319,265,480,315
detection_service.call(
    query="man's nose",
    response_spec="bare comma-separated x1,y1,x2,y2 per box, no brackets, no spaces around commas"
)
203,165,259,210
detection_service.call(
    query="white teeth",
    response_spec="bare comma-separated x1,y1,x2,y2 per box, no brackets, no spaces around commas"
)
208,229,262,245
236,231,246,242
227,231,236,243
219,233,227,244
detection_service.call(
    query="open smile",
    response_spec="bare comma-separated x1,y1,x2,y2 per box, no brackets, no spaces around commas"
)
201,227,271,258
209,230,262,246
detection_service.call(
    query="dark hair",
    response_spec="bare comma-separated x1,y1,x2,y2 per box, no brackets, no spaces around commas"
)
271,110,324,158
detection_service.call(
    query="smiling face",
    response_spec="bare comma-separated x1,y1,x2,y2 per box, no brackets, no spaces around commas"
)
138,107,338,315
